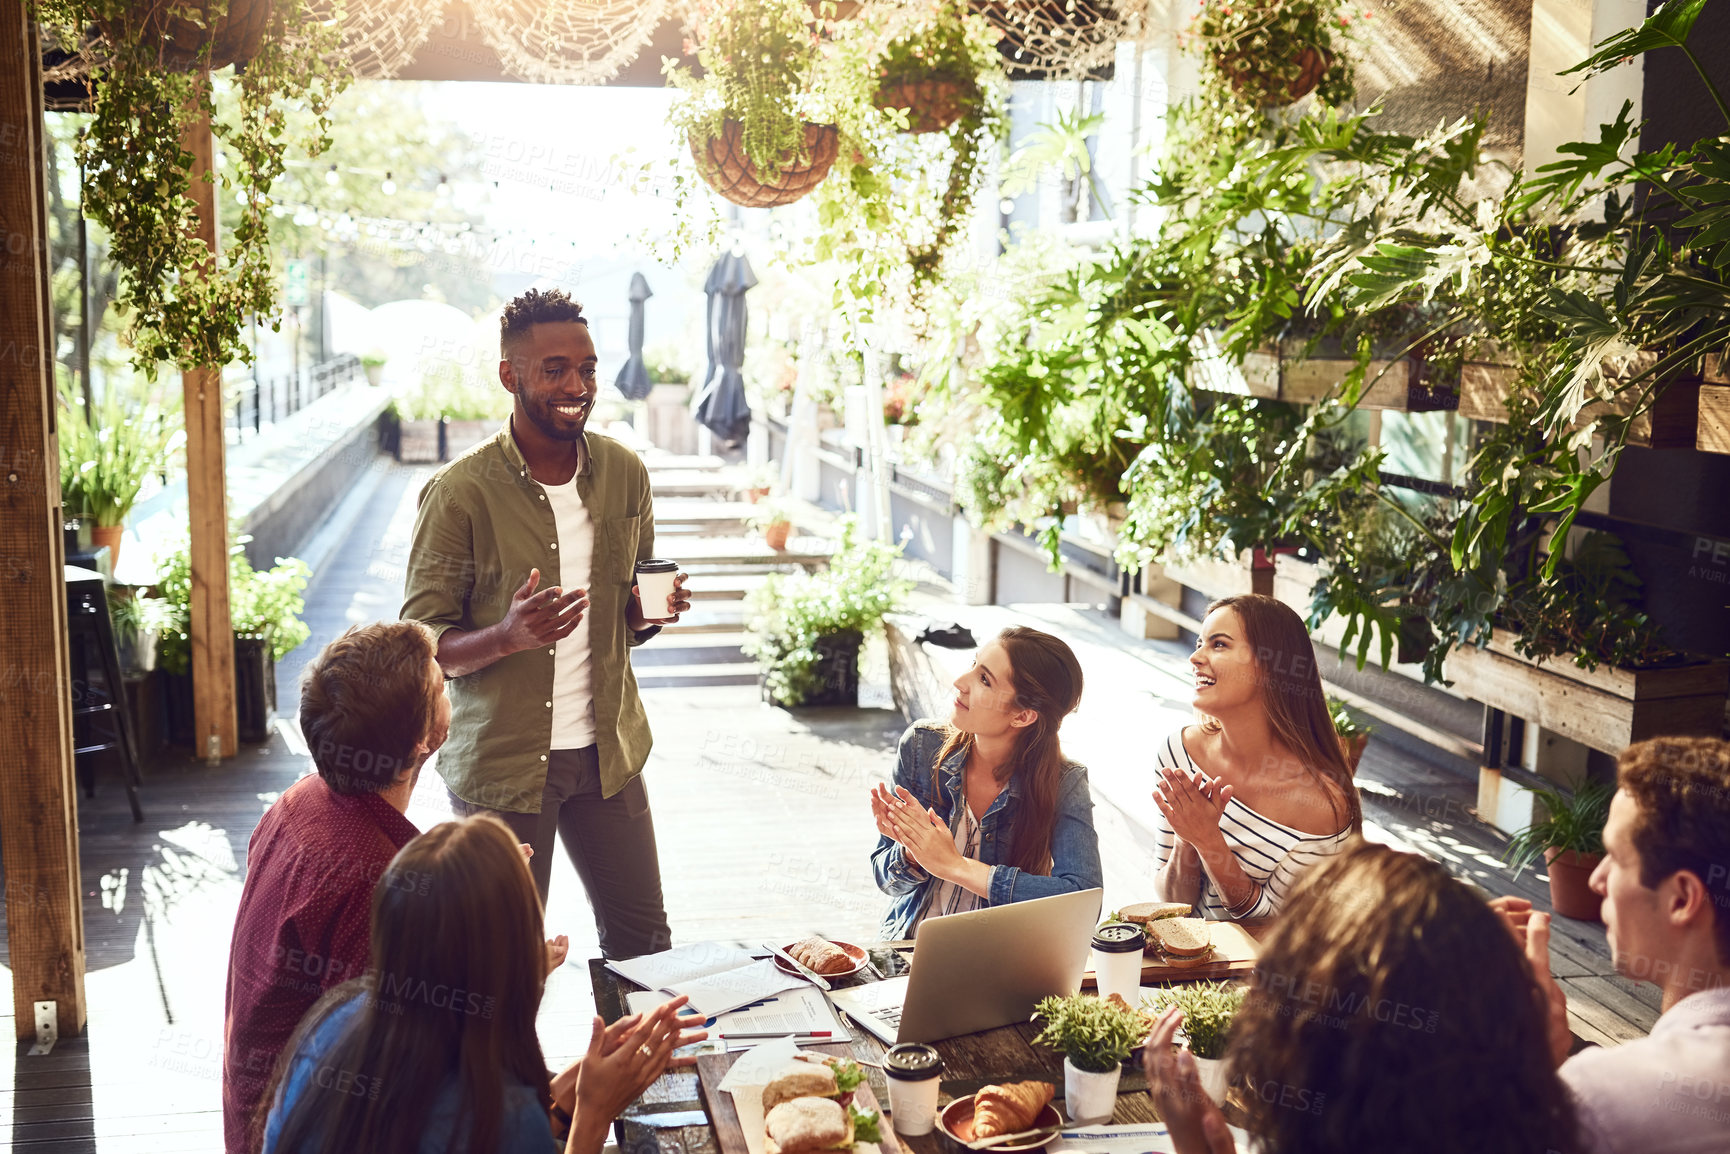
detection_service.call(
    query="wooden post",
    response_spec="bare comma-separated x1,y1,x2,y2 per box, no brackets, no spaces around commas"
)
0,3,89,1039
181,89,237,759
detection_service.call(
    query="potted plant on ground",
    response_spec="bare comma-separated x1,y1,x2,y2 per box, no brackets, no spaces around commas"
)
157,535,312,745
1326,695,1372,775
1142,982,1247,1105
749,496,796,552
57,380,182,570
1030,992,1146,1125
1505,779,1614,922
743,515,909,707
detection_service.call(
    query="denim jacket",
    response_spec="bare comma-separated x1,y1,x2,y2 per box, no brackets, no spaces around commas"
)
871,720,1103,940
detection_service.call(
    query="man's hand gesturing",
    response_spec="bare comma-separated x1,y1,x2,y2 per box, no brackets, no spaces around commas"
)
500,568,587,654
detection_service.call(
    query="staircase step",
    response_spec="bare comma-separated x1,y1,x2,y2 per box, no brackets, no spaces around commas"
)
651,471,743,499
661,605,748,634
669,536,831,567
634,662,760,689
687,575,772,601
641,454,730,471
630,632,749,667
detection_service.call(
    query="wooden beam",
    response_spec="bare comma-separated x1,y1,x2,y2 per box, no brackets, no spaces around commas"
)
0,3,88,1039
181,88,237,758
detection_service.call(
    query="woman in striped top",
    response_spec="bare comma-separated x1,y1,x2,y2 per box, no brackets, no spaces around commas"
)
1151,594,1360,920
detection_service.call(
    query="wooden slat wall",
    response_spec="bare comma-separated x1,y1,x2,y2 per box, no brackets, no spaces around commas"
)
0,2,88,1038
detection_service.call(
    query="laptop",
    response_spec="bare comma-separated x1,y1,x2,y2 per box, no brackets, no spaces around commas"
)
829,889,1103,1044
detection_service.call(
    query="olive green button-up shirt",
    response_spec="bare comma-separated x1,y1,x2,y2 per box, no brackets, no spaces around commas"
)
401,420,660,810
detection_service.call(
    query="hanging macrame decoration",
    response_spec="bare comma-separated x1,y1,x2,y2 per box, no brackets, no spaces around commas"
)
302,0,446,78
469,0,669,86
978,0,1149,81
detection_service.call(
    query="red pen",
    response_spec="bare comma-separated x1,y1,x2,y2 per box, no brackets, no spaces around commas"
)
718,1031,833,1039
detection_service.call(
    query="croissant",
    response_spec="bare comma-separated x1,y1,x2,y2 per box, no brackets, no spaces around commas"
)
973,1081,1055,1138
788,936,853,975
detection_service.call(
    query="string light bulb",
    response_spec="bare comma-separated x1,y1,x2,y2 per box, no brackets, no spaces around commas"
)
436,174,450,199
325,164,339,187
381,172,397,196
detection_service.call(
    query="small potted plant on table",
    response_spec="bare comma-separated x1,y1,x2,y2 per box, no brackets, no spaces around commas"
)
1031,992,1147,1125
1505,779,1614,922
58,380,180,571
1142,981,1247,1105
750,496,796,551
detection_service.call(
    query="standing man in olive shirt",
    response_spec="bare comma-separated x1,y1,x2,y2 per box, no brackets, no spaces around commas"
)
402,288,690,959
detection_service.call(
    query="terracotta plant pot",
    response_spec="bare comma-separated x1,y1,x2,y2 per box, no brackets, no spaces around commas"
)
763,520,792,551
1544,848,1604,922
1337,733,1368,776
689,120,840,209
1219,45,1330,106
103,0,274,71
91,524,124,570
873,73,974,133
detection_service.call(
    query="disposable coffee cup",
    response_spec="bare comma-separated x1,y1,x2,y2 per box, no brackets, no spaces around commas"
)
1089,923,1147,1008
634,558,679,622
883,1042,942,1136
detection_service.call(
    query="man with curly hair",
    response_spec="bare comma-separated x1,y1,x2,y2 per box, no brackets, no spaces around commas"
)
402,288,690,959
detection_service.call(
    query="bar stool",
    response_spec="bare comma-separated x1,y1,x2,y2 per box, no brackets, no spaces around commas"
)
65,565,144,822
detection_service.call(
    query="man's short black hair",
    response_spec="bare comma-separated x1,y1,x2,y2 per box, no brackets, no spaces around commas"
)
501,288,587,355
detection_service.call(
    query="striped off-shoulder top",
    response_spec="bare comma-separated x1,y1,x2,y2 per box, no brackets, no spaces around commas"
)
1152,728,1353,920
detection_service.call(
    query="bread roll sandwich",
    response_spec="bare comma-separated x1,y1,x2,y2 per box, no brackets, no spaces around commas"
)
788,936,855,975
1146,917,1214,967
1115,901,1191,926
972,1080,1055,1138
760,1056,881,1151
765,1097,853,1154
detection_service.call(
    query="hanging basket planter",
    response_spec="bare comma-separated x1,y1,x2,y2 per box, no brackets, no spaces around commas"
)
104,0,276,71
1217,45,1331,107
873,73,975,133
689,119,840,209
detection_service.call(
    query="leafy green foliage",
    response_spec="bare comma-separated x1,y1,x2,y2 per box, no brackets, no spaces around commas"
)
391,363,514,422
1031,993,1147,1073
1325,696,1371,739
742,516,910,706
832,1060,866,1093
1190,0,1359,110
57,375,182,526
1504,780,1615,875
37,0,347,375
848,1106,881,1143
156,535,311,675
1142,981,1247,1061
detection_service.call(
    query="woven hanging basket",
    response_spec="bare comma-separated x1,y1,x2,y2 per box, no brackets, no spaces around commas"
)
1219,45,1331,107
104,0,275,70
873,73,975,134
689,119,841,209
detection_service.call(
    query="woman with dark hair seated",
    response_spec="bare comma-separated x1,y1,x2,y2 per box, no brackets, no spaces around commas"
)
1151,594,1361,920
870,625,1102,939
1145,840,1579,1154
259,815,704,1154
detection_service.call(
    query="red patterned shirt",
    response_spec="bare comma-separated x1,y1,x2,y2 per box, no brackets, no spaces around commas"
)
221,773,419,1153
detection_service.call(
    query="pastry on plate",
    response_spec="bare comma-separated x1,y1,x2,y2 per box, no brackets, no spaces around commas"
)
787,936,855,975
973,1080,1055,1138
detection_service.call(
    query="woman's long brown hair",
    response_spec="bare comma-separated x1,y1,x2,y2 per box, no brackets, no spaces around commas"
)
1227,842,1578,1154
256,816,551,1154
933,626,1084,876
1204,594,1361,834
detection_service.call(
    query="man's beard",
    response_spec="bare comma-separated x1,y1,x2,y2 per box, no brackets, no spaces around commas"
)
522,394,586,442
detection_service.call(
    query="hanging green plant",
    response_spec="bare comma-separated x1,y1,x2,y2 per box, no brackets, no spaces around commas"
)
1189,0,1359,109
36,0,347,376
664,0,854,207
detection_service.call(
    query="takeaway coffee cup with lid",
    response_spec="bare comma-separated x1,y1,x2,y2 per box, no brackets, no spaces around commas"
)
634,558,679,622
1089,923,1147,1007
883,1042,943,1136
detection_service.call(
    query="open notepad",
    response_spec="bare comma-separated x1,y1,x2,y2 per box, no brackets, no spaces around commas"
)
605,942,806,1017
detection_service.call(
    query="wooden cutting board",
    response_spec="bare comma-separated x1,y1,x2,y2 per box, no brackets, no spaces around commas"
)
1081,920,1262,986
696,1045,903,1154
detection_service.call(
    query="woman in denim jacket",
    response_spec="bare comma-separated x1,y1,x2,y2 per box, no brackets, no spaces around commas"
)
870,626,1103,939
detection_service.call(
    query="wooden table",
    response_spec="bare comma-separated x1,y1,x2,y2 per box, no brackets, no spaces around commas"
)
590,933,1266,1154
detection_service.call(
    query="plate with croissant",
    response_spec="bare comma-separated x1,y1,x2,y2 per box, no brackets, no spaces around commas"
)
938,1081,1060,1151
775,936,868,980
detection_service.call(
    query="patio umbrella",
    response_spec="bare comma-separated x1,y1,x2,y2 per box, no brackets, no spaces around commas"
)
614,271,653,401
693,250,756,446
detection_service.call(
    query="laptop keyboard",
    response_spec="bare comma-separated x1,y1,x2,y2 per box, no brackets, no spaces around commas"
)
872,1004,903,1028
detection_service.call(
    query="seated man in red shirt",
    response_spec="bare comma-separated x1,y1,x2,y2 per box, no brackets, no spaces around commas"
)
221,620,449,1153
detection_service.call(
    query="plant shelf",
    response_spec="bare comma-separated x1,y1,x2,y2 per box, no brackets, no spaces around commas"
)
1445,629,1728,755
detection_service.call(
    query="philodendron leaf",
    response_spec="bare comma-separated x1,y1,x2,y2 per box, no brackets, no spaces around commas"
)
1559,0,1711,84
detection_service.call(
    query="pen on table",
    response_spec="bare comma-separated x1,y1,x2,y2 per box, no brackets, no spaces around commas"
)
717,1031,833,1039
